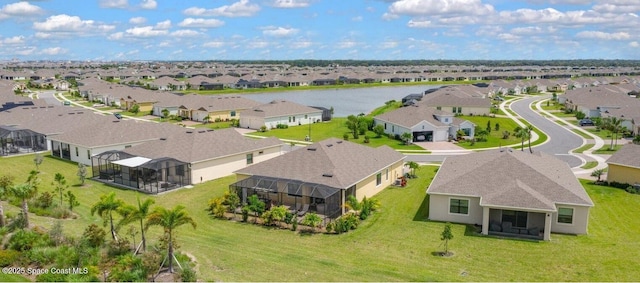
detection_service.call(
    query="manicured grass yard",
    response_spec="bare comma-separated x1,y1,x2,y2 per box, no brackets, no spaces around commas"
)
593,144,623,154
581,161,598,169
573,143,595,153
455,115,524,149
251,117,424,150
2,155,639,281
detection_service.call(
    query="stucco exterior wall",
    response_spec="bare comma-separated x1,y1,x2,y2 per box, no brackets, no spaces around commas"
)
428,194,483,225
355,160,404,201
607,164,640,185
191,146,282,184
551,205,590,235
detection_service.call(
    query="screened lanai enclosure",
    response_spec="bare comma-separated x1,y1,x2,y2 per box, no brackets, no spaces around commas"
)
91,150,191,194
0,126,47,156
229,176,348,220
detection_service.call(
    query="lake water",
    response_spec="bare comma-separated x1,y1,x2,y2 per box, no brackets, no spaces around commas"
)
240,85,442,117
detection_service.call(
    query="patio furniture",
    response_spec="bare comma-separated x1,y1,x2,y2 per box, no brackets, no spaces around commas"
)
291,203,302,213
297,204,309,217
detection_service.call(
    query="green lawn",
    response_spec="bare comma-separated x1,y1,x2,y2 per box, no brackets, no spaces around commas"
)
455,115,525,149
540,100,564,111
1,155,639,281
573,143,595,153
584,128,613,140
581,161,598,169
251,118,424,150
593,144,623,154
572,129,594,139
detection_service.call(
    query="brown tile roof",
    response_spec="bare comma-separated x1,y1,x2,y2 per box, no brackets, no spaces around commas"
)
606,143,640,169
121,128,283,163
234,138,405,189
427,149,593,211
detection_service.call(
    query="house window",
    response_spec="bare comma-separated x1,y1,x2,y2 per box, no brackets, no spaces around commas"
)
452,107,457,113
230,111,236,117
436,106,441,110
457,107,462,113
176,165,184,176
376,173,382,186
246,153,253,165
449,198,469,215
384,123,387,130
502,210,527,228
558,207,574,224
385,168,389,180
292,116,296,122
75,147,79,157
304,114,308,119
289,117,292,123
87,150,90,159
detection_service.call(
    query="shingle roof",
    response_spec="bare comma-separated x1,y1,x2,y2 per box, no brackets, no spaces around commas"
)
427,149,593,211
420,85,491,108
234,138,405,189
606,144,640,169
121,128,283,163
374,104,448,128
239,100,322,118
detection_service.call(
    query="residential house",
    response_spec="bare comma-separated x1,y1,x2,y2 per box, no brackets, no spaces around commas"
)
231,138,406,219
606,144,640,186
563,85,640,119
91,128,284,193
373,104,475,142
427,149,594,240
420,85,492,115
239,100,323,130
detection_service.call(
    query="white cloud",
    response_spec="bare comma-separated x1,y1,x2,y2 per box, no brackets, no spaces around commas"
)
387,0,494,17
170,29,201,37
380,41,398,49
630,41,639,47
593,1,640,13
178,18,224,28
140,0,157,10
407,20,432,28
576,31,630,40
247,40,270,49
129,17,146,24
0,1,45,20
270,0,312,8
99,0,128,9
14,46,36,56
2,35,25,44
336,40,358,49
155,20,171,29
40,47,66,55
261,26,299,37
352,16,363,22
183,0,260,17
125,26,169,37
291,40,313,49
32,14,115,38
203,41,225,48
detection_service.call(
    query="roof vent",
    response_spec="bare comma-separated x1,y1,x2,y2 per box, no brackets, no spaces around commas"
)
198,130,206,133
186,130,193,134
307,147,317,151
322,173,333,178
326,144,333,147
160,137,167,141
336,140,343,144
112,120,120,123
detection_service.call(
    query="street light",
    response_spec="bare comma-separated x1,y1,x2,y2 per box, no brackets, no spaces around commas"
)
307,117,312,142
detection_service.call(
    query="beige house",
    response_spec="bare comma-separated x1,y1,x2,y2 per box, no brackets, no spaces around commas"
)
427,149,594,241
90,128,284,194
420,85,492,115
606,144,640,185
232,138,406,219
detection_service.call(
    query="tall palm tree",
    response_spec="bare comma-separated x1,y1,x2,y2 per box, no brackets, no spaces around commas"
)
146,205,196,273
91,192,124,241
513,126,530,151
9,183,37,229
609,117,623,149
526,125,535,153
119,197,155,253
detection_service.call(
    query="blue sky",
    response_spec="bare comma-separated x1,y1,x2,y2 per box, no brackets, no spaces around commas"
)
0,0,639,61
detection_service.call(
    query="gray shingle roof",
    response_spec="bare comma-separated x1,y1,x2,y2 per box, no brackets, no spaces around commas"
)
121,128,283,163
427,149,593,211
606,143,640,169
234,138,405,189
239,100,322,118
374,104,448,128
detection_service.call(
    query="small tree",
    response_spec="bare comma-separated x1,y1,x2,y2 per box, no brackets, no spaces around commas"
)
146,205,196,274
77,163,88,185
203,115,211,124
161,109,170,120
130,104,140,114
401,132,413,145
33,154,43,171
440,222,454,256
373,124,385,138
65,191,80,211
494,122,500,131
9,183,38,229
53,173,68,208
514,126,530,151
246,195,265,224
91,192,125,241
406,161,419,178
591,169,604,183
486,121,492,133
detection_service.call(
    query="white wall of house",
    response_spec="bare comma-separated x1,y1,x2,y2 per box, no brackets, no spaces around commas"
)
428,194,484,225
550,204,591,235
50,140,147,165
191,145,282,184
152,106,179,117
242,112,322,130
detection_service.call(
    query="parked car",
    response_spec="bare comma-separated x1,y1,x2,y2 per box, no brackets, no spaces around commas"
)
579,119,594,126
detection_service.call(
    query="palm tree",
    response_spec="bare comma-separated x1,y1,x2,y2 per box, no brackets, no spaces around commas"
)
91,192,124,241
146,205,196,273
513,126,530,151
203,115,211,124
119,197,155,253
9,183,37,229
526,125,535,153
406,161,419,178
609,117,623,149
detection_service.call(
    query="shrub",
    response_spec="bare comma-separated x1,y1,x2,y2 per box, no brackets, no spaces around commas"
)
343,133,349,141
107,239,132,257
0,249,21,267
108,254,147,282
276,124,288,129
26,246,57,267
363,136,370,143
36,272,68,282
206,197,226,218
82,224,106,248
214,117,222,123
575,111,586,120
259,125,267,132
34,192,53,209
7,229,49,251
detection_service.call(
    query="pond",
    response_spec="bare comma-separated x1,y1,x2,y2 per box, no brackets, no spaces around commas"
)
239,85,443,117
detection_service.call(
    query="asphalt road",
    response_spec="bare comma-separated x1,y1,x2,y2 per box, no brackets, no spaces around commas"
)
37,90,64,106
509,96,583,167
407,95,584,167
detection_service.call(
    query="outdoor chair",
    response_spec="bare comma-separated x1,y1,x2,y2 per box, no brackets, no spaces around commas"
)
297,204,309,217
